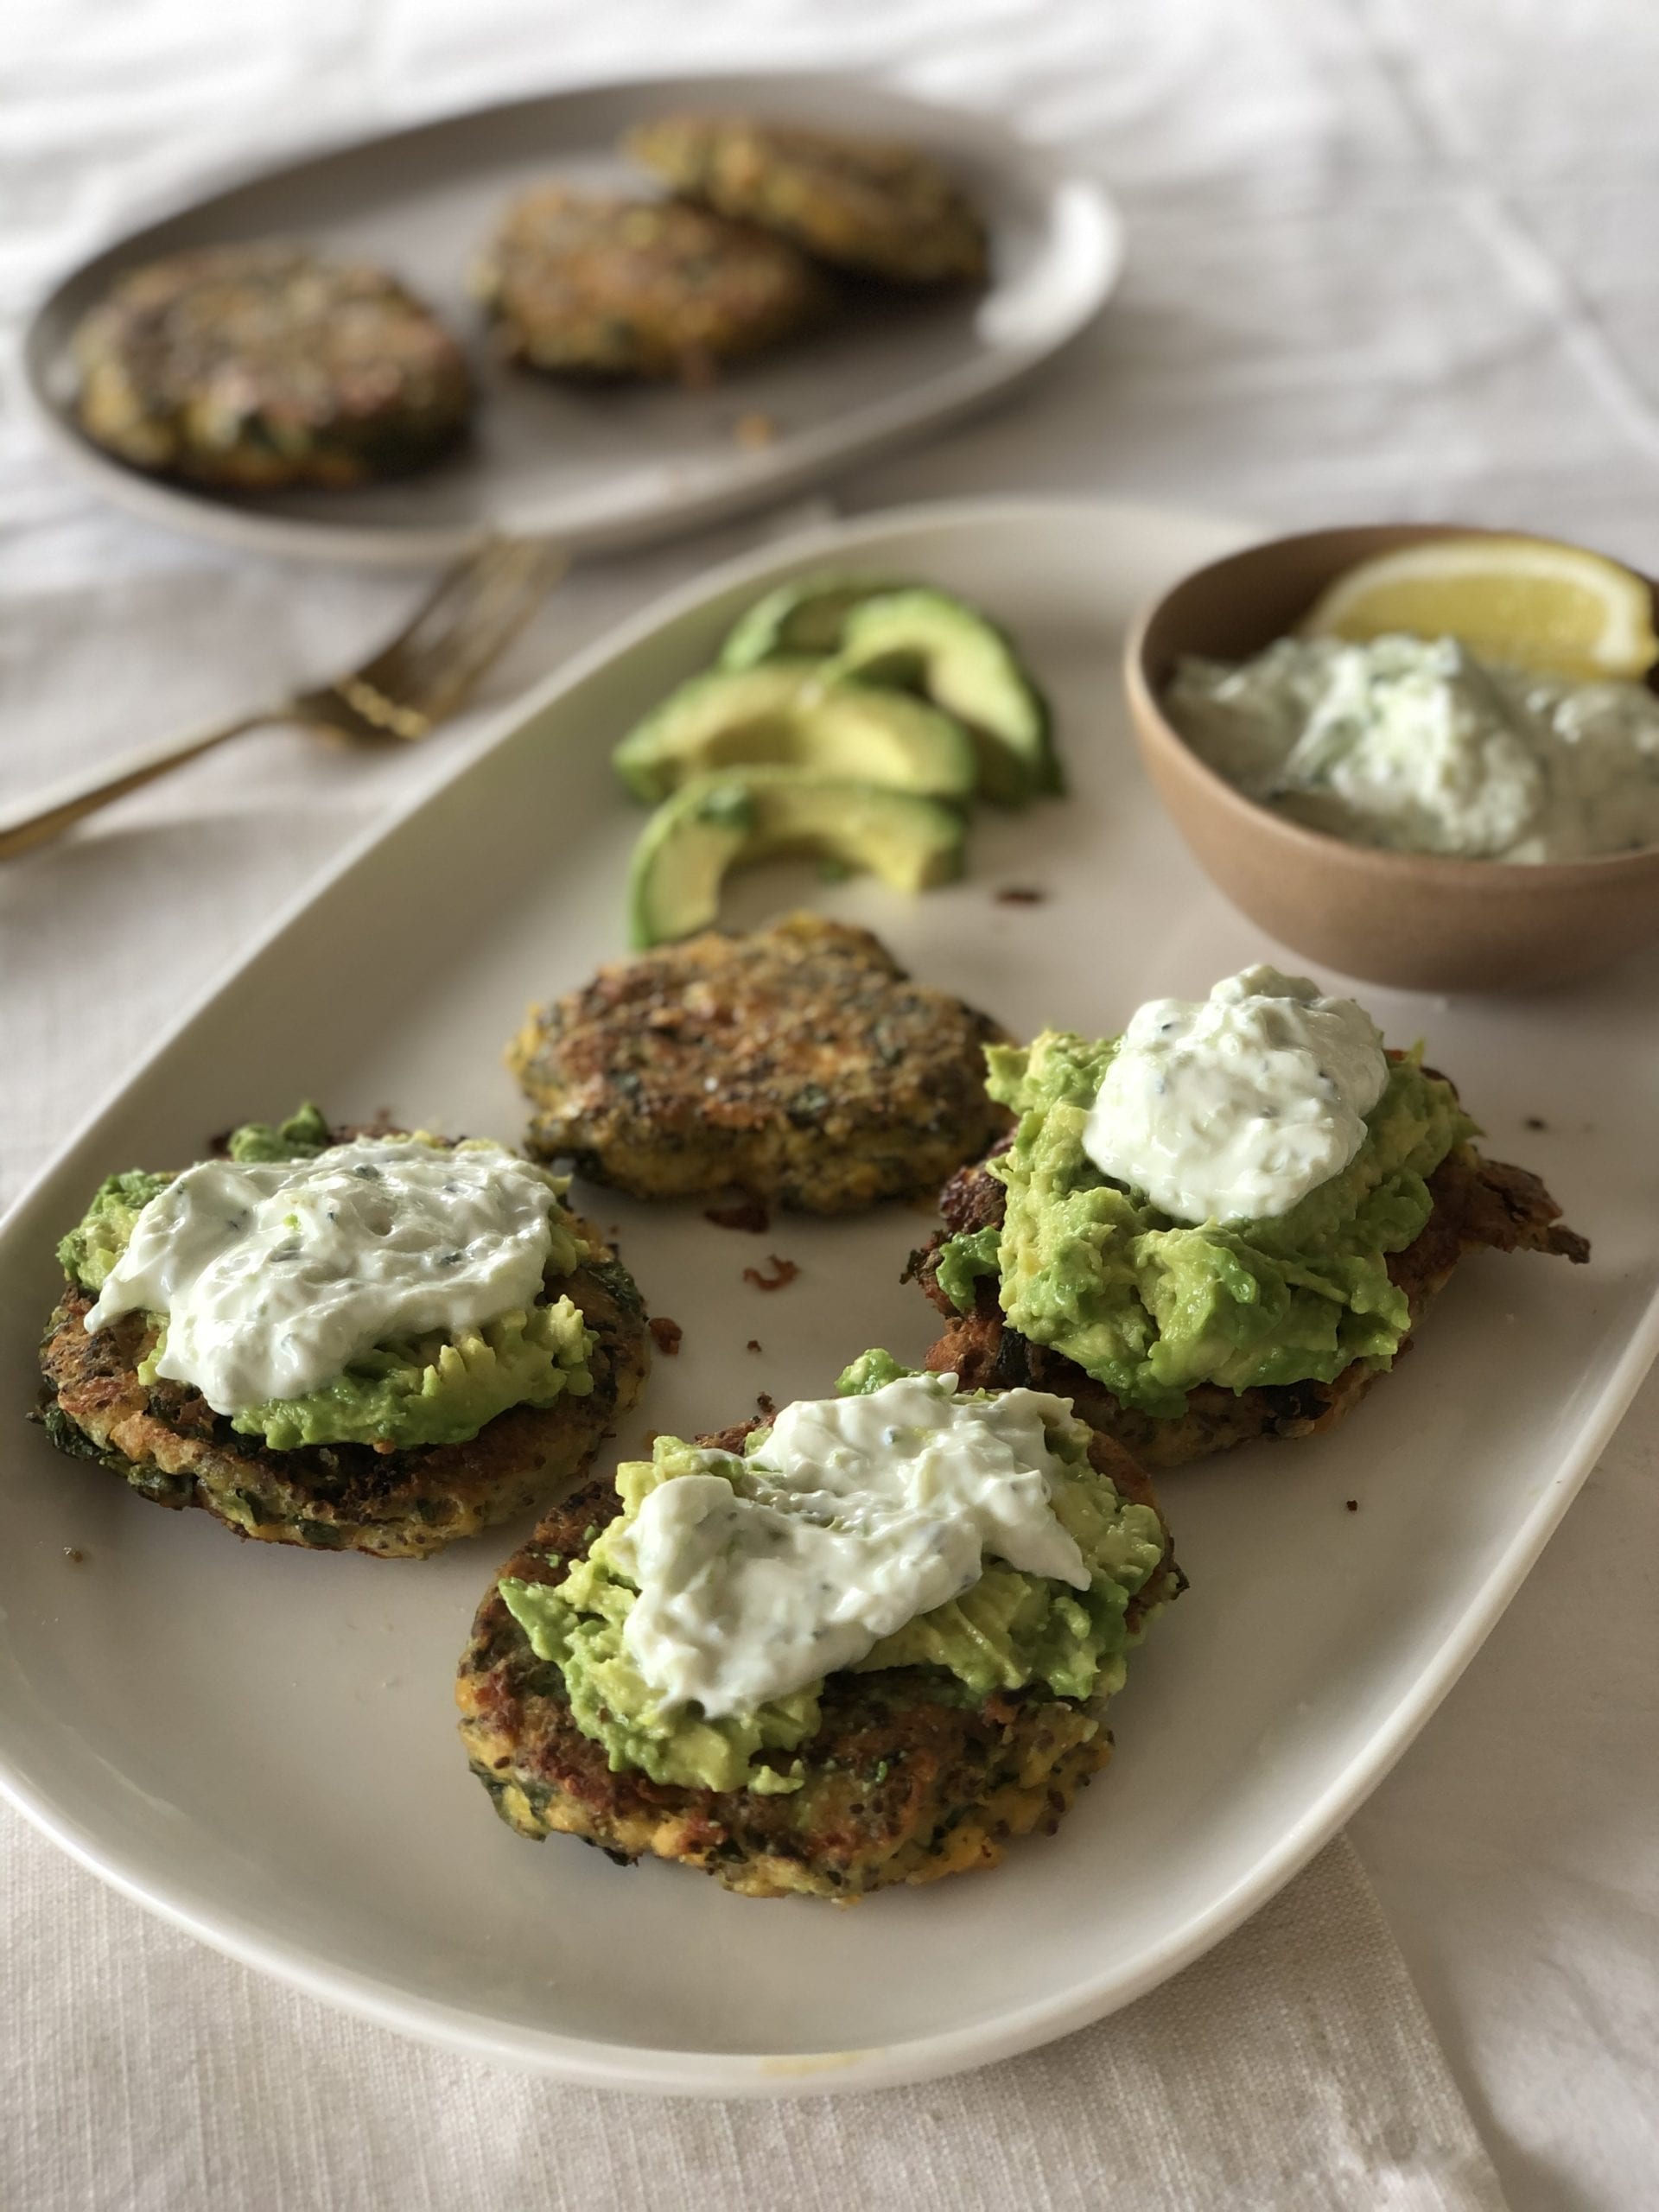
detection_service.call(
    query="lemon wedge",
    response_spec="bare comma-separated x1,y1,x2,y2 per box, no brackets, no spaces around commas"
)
1301,534,1658,681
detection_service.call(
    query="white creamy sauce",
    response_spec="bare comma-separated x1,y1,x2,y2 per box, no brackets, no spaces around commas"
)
608,1373,1090,1719
1166,632,1659,861
1084,965,1388,1224
85,1138,557,1412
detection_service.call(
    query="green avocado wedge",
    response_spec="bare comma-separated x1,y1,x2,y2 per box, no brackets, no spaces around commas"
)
716,572,895,668
826,588,1058,803
716,575,1058,803
626,767,966,947
613,661,977,803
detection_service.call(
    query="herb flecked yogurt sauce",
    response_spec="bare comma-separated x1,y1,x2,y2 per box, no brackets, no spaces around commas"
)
1166,632,1659,861
85,1137,558,1412
1084,966,1389,1224
609,1373,1090,1719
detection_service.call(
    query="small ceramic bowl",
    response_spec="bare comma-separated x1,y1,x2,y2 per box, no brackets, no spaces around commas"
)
1123,522,1659,991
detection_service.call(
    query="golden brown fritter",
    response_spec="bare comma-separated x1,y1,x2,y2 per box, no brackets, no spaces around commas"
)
507,913,1013,1214
474,188,827,381
37,1130,652,1561
73,242,473,489
626,114,988,286
909,1139,1590,1469
455,1424,1180,1900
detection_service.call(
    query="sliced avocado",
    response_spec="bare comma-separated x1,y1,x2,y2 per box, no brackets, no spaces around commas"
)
627,768,966,947
826,588,1058,804
614,662,976,803
717,573,894,669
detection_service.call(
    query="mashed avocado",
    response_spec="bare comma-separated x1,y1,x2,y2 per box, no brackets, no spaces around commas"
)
224,1102,331,1163
54,1109,334,1295
934,1223,1001,1312
57,1170,175,1294
499,1351,1169,1793
203,1297,594,1452
939,1033,1475,1414
58,1104,594,1453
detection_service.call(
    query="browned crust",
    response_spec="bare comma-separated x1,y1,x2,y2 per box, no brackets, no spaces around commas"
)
508,913,1014,1214
907,1138,1590,1469
476,188,828,382
73,242,473,489
625,116,988,287
38,1185,651,1559
455,1424,1179,1899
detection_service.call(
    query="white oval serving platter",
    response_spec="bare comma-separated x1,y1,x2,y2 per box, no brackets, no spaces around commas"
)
19,75,1122,568
3,499,1656,2094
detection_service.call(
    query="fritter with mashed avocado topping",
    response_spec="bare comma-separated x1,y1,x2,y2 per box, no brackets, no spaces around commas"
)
474,188,827,381
73,243,473,490
625,115,988,287
457,1354,1181,1898
36,1106,650,1558
909,972,1589,1468
508,913,1012,1213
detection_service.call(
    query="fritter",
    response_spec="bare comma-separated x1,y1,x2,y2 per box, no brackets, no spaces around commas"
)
626,114,988,286
474,188,826,381
456,1419,1181,1900
910,1131,1590,1469
506,912,1013,1213
73,242,473,490
36,1129,651,1560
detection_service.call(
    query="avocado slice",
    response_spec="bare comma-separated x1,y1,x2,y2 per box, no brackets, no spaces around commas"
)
717,573,895,669
614,662,977,803
627,768,966,947
825,589,1058,804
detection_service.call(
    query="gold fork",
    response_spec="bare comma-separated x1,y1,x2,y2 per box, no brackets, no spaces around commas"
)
0,535,569,861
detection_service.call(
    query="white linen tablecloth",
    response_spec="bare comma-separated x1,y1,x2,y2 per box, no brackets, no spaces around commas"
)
3,3,1657,2207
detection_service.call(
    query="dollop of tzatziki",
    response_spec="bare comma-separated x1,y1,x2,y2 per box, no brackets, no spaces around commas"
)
1166,632,1659,861
607,1372,1090,1719
85,1137,559,1411
1083,965,1389,1224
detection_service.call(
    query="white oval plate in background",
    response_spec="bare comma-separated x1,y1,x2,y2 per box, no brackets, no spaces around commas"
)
19,76,1122,568
1,499,1655,2093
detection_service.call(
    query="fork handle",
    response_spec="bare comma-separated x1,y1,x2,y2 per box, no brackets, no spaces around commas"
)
0,709,276,861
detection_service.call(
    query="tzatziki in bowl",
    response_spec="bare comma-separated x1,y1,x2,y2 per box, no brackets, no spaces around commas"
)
1124,523,1659,989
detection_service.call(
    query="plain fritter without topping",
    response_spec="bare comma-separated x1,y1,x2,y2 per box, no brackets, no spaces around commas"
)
474,188,827,381
456,1421,1181,1900
626,114,988,286
36,1131,651,1560
73,242,473,490
507,913,1013,1213
909,1126,1590,1469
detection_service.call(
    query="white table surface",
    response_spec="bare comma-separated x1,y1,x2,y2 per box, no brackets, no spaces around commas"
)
3,3,1656,2207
